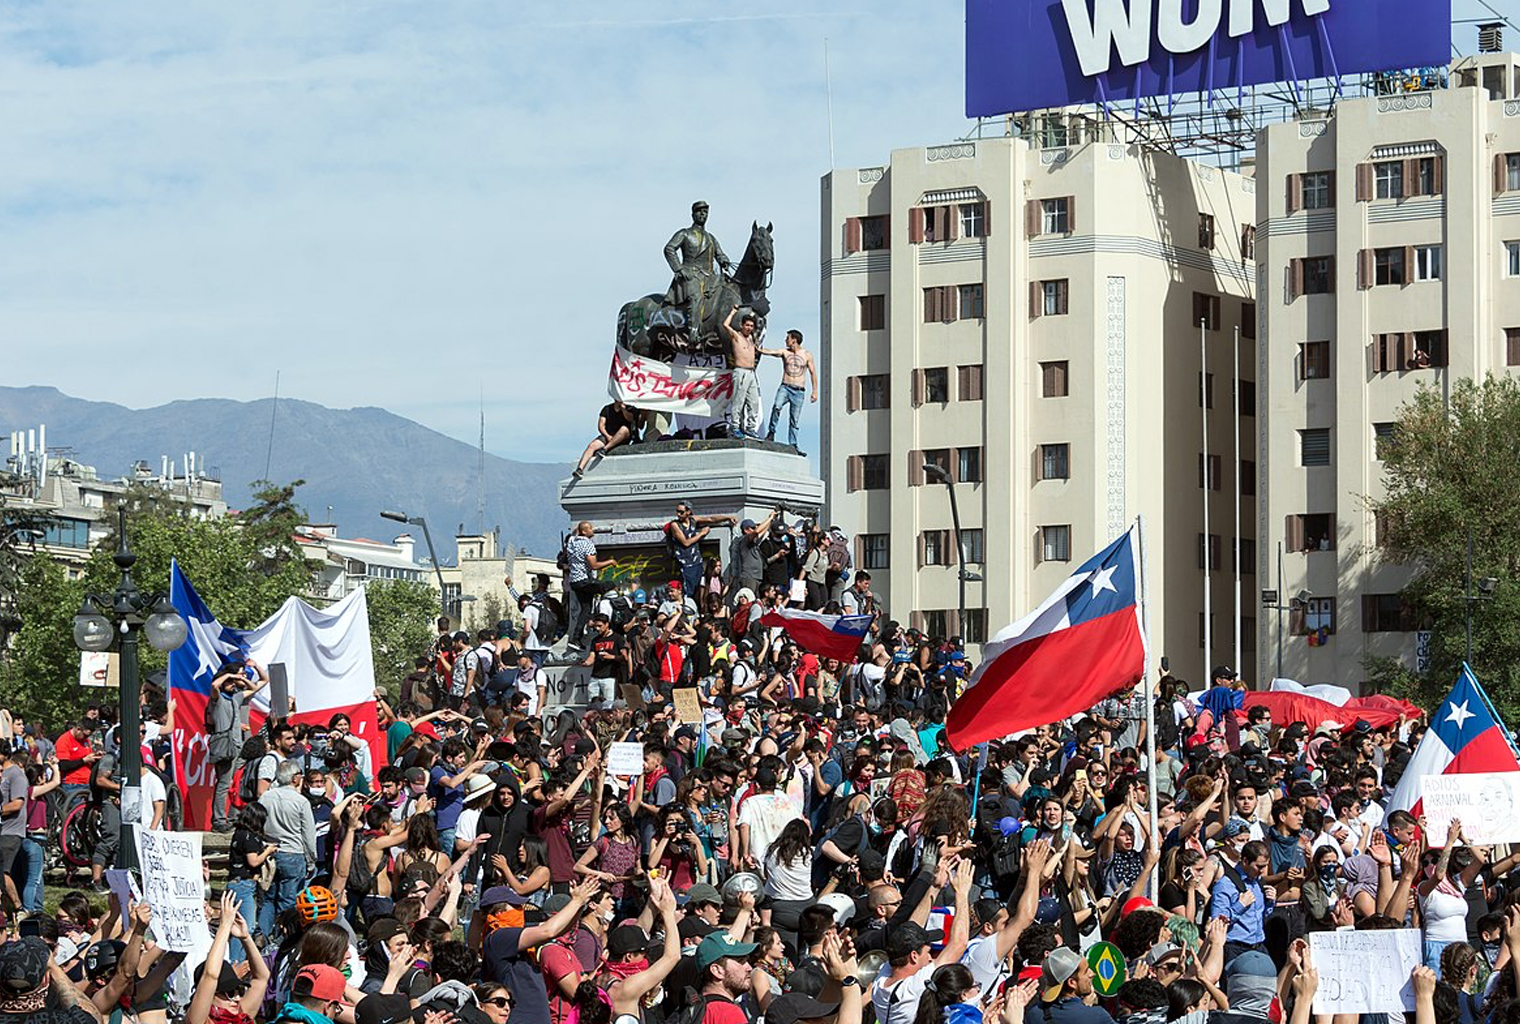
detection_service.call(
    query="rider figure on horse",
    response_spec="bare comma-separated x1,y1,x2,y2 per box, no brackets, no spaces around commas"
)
663,201,732,344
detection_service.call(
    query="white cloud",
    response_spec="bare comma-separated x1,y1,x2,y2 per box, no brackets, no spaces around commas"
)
0,0,971,461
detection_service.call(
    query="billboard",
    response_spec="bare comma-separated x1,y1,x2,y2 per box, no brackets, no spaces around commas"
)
966,0,1454,116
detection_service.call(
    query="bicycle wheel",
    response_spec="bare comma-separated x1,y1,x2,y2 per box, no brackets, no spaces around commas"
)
61,802,100,868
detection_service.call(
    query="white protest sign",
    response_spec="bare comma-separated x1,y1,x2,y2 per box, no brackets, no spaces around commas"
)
606,742,645,778
1309,928,1421,1014
135,829,212,959
1421,772,1520,845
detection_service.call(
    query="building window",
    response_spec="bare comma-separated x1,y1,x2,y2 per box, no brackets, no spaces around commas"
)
1302,256,1334,294
1413,329,1448,367
861,533,889,570
1300,341,1331,380
1041,197,1070,234
960,528,985,564
859,374,889,410
1241,459,1256,495
862,454,889,490
1363,593,1412,633
1374,161,1404,199
861,215,888,250
921,530,953,566
924,367,950,403
923,286,959,322
1295,596,1336,636
1374,422,1397,461
1303,171,1332,209
1414,245,1442,281
41,517,91,549
957,364,984,401
959,203,985,238
1041,361,1069,397
1193,292,1221,330
859,294,886,331
1198,213,1216,249
1236,379,1256,416
1040,525,1071,562
924,611,950,638
922,448,951,481
1197,533,1222,571
961,609,987,645
958,283,985,319
1199,372,1213,409
1242,301,1256,339
1286,513,1335,552
1234,538,1257,575
1241,224,1256,260
957,446,983,484
1041,279,1069,316
1507,154,1520,191
443,584,462,618
1039,443,1070,481
1198,453,1222,490
1373,247,1405,286
1300,428,1331,467
1507,242,1520,278
1507,327,1520,366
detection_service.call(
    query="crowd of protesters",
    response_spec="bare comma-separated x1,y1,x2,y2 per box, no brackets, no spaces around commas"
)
3,503,1520,1024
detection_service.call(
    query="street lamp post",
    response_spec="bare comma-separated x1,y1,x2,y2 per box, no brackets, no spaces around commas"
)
1463,531,1498,666
923,462,981,640
72,506,188,871
380,510,449,620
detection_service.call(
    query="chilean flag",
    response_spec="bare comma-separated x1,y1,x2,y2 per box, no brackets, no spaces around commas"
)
757,608,873,663
1384,666,1520,820
946,525,1146,750
168,559,247,830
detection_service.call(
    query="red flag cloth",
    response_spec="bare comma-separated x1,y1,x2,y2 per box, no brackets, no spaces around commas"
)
757,608,873,663
1238,691,1412,731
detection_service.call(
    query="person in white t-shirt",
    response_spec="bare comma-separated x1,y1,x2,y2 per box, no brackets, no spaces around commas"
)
518,595,551,667
961,839,1047,991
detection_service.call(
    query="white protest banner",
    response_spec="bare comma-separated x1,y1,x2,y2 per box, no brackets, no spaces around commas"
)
606,742,645,778
1421,772,1520,845
1309,928,1420,1014
608,345,734,416
135,829,212,959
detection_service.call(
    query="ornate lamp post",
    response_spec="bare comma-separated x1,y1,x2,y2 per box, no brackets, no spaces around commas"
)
72,506,188,869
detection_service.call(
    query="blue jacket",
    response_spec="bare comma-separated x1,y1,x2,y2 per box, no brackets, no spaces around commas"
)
1209,866,1271,944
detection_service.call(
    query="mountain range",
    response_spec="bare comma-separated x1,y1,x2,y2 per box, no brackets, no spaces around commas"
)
0,386,569,557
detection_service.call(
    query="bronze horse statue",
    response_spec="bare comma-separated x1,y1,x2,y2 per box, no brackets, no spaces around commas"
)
618,221,774,361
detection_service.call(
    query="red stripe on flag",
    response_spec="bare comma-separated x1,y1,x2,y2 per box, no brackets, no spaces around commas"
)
946,607,1144,749
1441,727,1520,775
758,613,865,663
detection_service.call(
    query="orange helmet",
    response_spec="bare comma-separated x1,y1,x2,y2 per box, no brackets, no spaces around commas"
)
296,886,338,925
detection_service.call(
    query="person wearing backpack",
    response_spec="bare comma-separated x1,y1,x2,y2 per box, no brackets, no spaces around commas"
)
207,655,270,832
516,594,554,668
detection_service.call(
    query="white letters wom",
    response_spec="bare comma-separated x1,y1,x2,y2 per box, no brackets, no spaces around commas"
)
1060,0,1331,77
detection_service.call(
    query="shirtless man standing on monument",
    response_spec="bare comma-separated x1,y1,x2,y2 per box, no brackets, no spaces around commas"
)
762,330,817,454
722,305,763,440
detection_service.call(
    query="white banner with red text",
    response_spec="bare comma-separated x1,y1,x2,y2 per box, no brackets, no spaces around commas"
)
608,345,733,416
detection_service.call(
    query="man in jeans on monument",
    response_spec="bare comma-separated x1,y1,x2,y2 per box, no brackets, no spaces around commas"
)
722,306,763,439
763,329,817,453
566,521,617,650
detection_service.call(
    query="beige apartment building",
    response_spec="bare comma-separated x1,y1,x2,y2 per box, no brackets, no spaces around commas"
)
820,134,1258,680
1256,51,1520,687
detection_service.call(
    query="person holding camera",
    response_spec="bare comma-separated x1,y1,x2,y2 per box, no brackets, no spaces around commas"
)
649,804,707,892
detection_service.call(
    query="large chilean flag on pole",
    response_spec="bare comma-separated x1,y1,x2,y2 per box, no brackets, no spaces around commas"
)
947,525,1146,750
1384,665,1520,820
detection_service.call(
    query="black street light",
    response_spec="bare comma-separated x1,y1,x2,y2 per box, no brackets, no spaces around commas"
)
1463,531,1498,666
380,510,449,620
72,506,188,871
922,461,974,641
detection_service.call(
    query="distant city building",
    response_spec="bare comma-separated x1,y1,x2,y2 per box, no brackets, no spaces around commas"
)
438,529,560,632
295,525,430,603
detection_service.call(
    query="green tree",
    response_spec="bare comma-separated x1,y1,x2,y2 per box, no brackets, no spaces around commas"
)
0,496,58,649
364,579,438,698
239,479,309,578
0,555,88,723
1367,374,1520,723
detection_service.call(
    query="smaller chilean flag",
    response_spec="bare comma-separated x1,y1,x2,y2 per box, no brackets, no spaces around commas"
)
1384,666,1520,820
757,608,873,663
947,525,1146,750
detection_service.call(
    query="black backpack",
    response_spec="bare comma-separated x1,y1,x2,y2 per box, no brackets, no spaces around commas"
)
1153,694,1179,752
239,750,276,805
533,599,564,643
666,992,733,1024
992,830,1023,881
347,832,376,896
609,595,634,631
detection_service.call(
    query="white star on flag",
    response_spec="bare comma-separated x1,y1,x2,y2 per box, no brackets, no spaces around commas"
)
1088,565,1118,596
1445,699,1476,731
185,613,236,681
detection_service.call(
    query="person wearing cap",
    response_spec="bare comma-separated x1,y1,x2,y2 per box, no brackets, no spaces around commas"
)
1209,838,1273,962
1217,950,1276,1021
0,934,99,1023
207,655,270,832
1026,947,1114,1024
666,503,739,601
601,877,682,1022
482,876,599,1024
694,930,760,1024
275,963,347,1024
188,891,270,1024
766,934,864,1024
872,859,974,1024
727,511,774,599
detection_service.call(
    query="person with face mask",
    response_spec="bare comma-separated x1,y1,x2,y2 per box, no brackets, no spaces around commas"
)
1418,819,1487,967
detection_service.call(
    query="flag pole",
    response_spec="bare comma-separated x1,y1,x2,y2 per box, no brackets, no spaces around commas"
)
1138,515,1159,897
1233,325,1241,677
1200,318,1212,684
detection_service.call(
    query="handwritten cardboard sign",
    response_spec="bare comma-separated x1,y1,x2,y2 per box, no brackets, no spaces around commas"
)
135,829,211,959
606,742,645,778
673,688,702,723
1309,928,1420,1014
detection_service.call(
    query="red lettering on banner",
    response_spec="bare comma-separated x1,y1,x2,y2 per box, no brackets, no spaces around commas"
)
609,348,734,406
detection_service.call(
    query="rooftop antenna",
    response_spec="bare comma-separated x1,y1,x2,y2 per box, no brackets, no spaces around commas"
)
477,388,486,536
824,38,836,170
263,370,281,480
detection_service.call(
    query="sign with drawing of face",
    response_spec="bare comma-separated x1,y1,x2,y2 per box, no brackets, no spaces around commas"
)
1421,772,1520,845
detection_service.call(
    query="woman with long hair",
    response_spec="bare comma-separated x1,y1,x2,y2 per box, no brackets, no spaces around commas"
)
702,556,724,599
799,531,830,610
1420,830,1488,967
911,964,982,1024
1158,847,1212,926
575,803,641,917
887,747,928,819
225,802,278,964
649,804,707,892
501,834,552,906
762,819,814,950
394,812,451,878
749,926,794,1012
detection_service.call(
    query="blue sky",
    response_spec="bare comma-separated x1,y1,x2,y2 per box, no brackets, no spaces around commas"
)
0,1,972,464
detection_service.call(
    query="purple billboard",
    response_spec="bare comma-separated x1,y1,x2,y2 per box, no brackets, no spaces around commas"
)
966,0,1453,116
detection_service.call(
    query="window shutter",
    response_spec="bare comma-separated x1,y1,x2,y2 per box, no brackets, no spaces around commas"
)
970,364,984,400
1403,158,1419,195
1432,156,1444,194
1289,259,1303,299
917,533,927,568
957,365,970,401
854,536,863,567
1357,249,1372,290
1026,199,1041,236
847,455,862,493
1403,245,1415,283
1400,333,1415,369
946,206,959,242
1066,195,1077,232
1029,280,1043,319
847,376,862,413
1035,446,1046,482
947,609,961,636
1053,362,1067,395
1326,259,1335,292
943,286,958,323
909,451,924,486
845,217,862,255
1286,515,1304,553
1286,174,1302,214
1058,279,1070,315
924,287,939,322
1355,163,1373,201
1370,335,1385,374
1289,602,1306,635
908,207,925,244
1497,154,1509,195
1241,223,1254,254
911,369,925,407
1325,170,1336,203
910,611,925,632
983,201,992,236
881,215,890,248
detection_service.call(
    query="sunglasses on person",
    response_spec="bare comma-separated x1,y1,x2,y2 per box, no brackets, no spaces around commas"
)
482,996,511,1009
